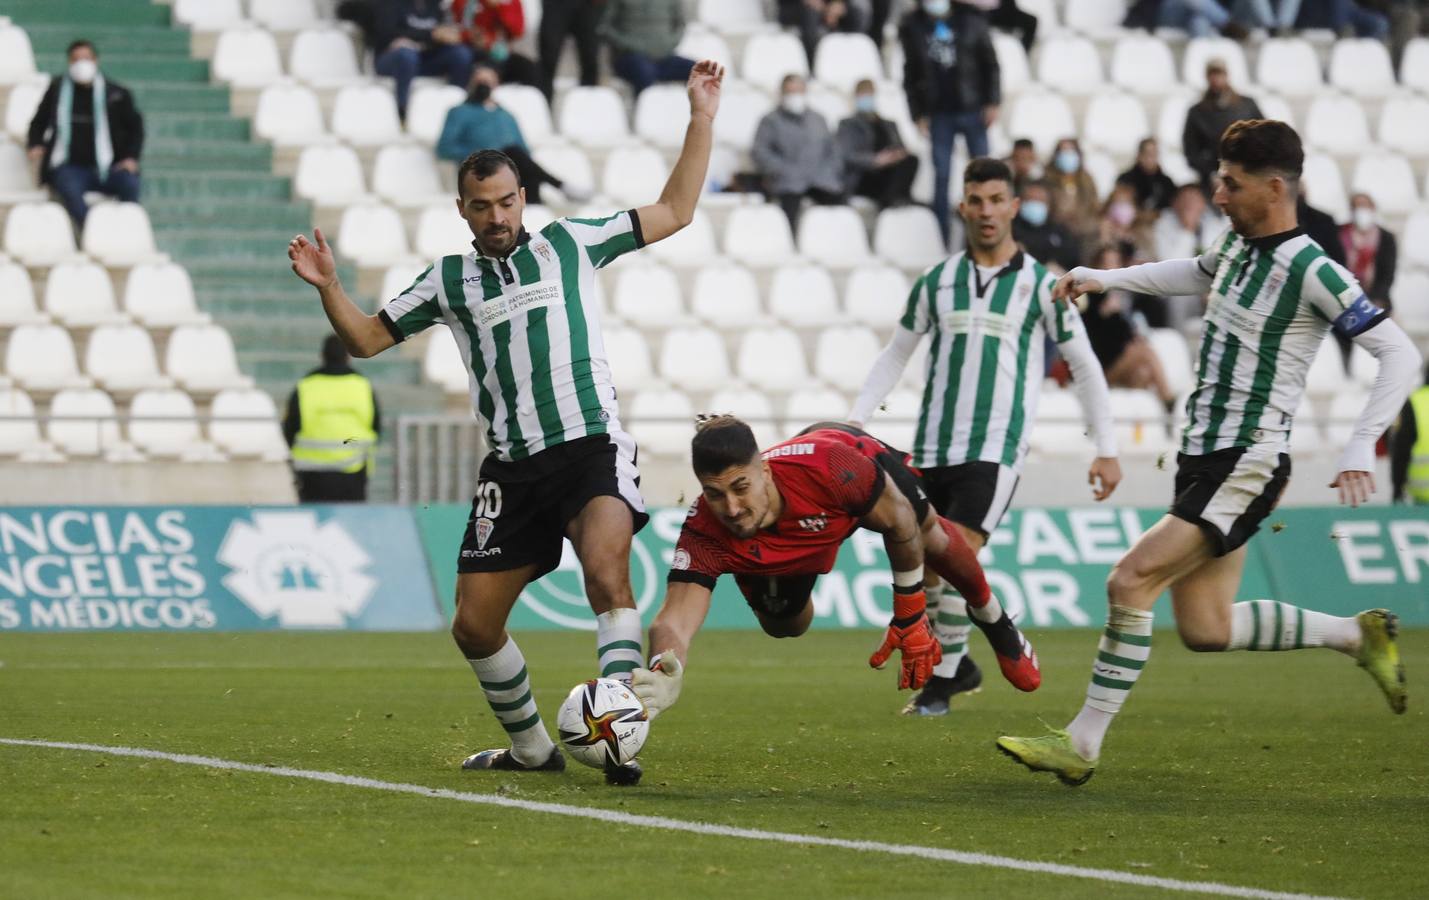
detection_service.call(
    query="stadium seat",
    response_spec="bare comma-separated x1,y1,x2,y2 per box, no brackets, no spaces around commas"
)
805,81,855,125
1289,395,1324,454
288,28,363,87
377,261,429,303
414,205,474,259
1181,39,1250,92
1252,92,1296,131
602,326,657,389
1109,35,1177,97
740,32,808,94
1147,329,1194,399
713,82,773,149
1301,153,1349,221
1033,36,1103,95
1109,389,1171,456
46,388,124,457
1155,89,1196,150
127,388,220,460
1255,38,1323,97
209,389,289,460
1378,95,1429,159
690,263,766,327
0,386,52,458
735,327,810,392
1304,95,1371,157
814,326,881,391
783,387,851,431
1082,92,1150,158
864,388,921,451
42,261,125,328
675,27,735,71
646,211,717,266
1028,386,1095,457
335,202,411,265
1064,0,1124,35
602,145,669,208
294,143,367,206
521,146,587,202
795,206,872,269
404,84,467,145
1082,150,1119,199
1402,37,1429,93
3,201,78,265
634,85,694,149
1325,388,1369,446
1401,213,1429,269
122,262,210,328
164,324,254,395
84,324,173,395
723,205,796,267
421,326,467,394
1018,0,1061,35
254,84,327,145
1006,90,1076,157
373,144,447,208
768,264,840,326
697,0,769,32
706,386,778,446
491,84,554,146
873,207,944,271
211,26,285,87
0,261,45,327
658,326,731,391
845,265,910,329
627,388,695,457
1328,39,1397,98
172,0,245,31
4,78,46,141
1390,270,1429,335
613,264,689,328
557,86,629,147
249,0,319,31
0,139,43,203
81,202,161,266
992,32,1032,97
813,33,883,95
4,324,90,392
331,85,403,147
1351,153,1418,215
0,22,37,84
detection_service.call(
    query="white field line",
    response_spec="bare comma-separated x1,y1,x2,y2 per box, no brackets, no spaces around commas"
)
1,737,1347,900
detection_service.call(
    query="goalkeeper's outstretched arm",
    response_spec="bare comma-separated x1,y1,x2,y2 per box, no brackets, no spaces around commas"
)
632,581,712,719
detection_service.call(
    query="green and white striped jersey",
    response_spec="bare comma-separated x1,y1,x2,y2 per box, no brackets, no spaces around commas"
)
899,251,1084,470
1183,227,1371,456
379,211,645,461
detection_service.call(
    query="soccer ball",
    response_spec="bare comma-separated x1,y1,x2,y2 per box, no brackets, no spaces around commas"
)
556,677,649,768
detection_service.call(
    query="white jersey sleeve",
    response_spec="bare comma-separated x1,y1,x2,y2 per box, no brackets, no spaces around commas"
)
378,261,444,342
556,210,647,270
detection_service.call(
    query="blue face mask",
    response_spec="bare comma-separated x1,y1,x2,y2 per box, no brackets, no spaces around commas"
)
1054,149,1080,174
923,0,951,17
854,94,877,114
1020,200,1048,227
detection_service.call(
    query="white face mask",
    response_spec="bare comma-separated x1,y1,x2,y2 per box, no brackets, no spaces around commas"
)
1352,207,1376,231
782,94,807,115
69,58,98,85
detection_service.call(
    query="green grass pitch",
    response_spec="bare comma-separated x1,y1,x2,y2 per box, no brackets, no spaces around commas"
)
1,629,1424,899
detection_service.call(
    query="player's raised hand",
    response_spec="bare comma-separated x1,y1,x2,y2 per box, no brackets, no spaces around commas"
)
869,589,942,690
1330,469,1375,507
1052,267,1104,304
289,228,336,289
687,59,724,120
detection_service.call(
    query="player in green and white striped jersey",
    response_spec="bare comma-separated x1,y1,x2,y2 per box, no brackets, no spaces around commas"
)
998,120,1423,786
851,157,1121,716
288,60,728,785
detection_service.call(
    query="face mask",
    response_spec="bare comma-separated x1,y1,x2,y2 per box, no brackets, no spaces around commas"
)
69,59,97,85
1109,200,1136,228
489,39,510,63
1019,200,1048,227
470,83,493,104
782,94,807,115
1054,149,1080,174
923,0,951,16
1352,207,1376,231
854,94,876,115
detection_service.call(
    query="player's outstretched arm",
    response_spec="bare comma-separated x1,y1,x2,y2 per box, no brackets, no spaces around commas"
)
1330,316,1423,506
849,326,921,427
1053,257,1213,305
634,60,723,246
287,228,395,358
631,580,712,718
860,484,941,690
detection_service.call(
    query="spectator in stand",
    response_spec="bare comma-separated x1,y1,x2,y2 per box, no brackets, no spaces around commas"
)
779,0,872,68
1153,183,1223,327
1390,360,1429,505
1297,0,1390,39
1157,0,1265,38
1008,137,1040,195
1098,180,1152,265
868,0,896,55
436,66,590,205
451,0,546,98
1013,180,1079,272
598,0,695,97
1183,59,1262,196
964,0,1039,50
1332,191,1399,368
27,40,144,230
900,0,1000,246
837,79,918,209
1297,188,1346,265
374,0,476,122
1119,138,1177,213
752,74,846,230
538,0,600,94
1045,137,1099,260
1081,245,1179,414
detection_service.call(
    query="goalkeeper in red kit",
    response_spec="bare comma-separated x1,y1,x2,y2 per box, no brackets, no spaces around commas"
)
629,416,1040,720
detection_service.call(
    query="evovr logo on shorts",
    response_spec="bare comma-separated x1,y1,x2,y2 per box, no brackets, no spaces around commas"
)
799,515,828,532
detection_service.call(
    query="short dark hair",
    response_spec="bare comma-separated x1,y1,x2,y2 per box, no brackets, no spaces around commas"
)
67,39,96,58
780,73,804,92
457,149,522,195
964,157,1013,188
1012,138,1034,152
1138,137,1157,154
321,335,349,367
1219,119,1303,181
691,415,759,477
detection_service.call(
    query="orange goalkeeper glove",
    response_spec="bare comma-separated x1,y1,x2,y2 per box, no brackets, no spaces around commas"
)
868,587,941,690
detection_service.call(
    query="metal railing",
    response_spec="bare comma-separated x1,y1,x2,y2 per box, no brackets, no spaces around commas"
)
394,415,487,505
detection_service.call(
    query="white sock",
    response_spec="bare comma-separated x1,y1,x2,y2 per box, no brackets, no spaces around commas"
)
596,608,644,684
1227,600,1359,655
930,587,971,679
470,636,555,766
966,589,1005,625
1066,605,1154,761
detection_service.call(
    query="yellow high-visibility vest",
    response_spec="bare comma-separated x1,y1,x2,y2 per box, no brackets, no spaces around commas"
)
292,373,376,475
1409,386,1429,504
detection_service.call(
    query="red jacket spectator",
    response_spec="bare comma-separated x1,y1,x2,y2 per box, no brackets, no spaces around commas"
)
453,0,525,50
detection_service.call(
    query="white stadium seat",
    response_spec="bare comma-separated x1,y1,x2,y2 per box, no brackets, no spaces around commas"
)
993,32,1032,96
557,86,629,147
406,85,467,145
414,205,474,259
783,387,851,430
1181,39,1250,92
1109,35,1178,97
1391,270,1429,335
1147,329,1194,399
768,264,840,327
613,264,689,328
697,0,769,33
422,326,468,394
647,212,717,266
1289,395,1323,454
812,33,883,94
1401,212,1429,269
602,326,657,389
845,265,910,329
1255,38,1323,97
531,144,594,200
691,264,765,327
254,84,327,146
0,139,43,203
1007,90,1077,157
294,143,367,206
1029,387,1095,457
128,388,220,460
492,84,555,145
713,82,773,149
1155,89,1196,150
1082,149,1119,199
602,145,669,208
5,324,90,392
84,324,172,395
740,32,808,94
249,0,319,31
3,201,78,265
708,386,779,447
211,26,284,87
1252,92,1296,131
336,202,411,265
0,261,45,327
1109,388,1171,456
1304,94,1370,156
723,205,796,267
1378,95,1429,159
331,85,403,147
209,389,288,460
1301,153,1349,221
1403,38,1429,93
47,388,124,457
675,28,735,71
1018,0,1061,34
635,84,695,148
373,144,447,208
1326,389,1369,446
82,202,160,266
0,23,37,83
1328,38,1397,98
1034,36,1103,95
874,207,945,271
1082,92,1149,157
795,206,872,269
288,28,362,87
1064,0,1124,35
866,388,921,451
627,388,695,457
43,261,125,328
164,325,254,394
814,326,881,391
0,386,49,458
658,326,731,391
122,263,209,328
1351,153,1418,215
4,78,47,141
172,0,244,31
735,327,809,392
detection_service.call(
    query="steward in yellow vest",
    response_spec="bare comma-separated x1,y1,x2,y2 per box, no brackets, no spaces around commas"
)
283,336,380,502
1391,362,1429,505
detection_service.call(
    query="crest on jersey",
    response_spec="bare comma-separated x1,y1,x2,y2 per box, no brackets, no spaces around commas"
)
475,516,495,550
1016,283,1031,302
799,515,829,532
1263,272,1285,299
534,242,551,262
671,549,690,570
